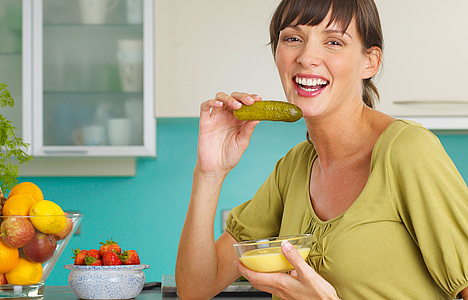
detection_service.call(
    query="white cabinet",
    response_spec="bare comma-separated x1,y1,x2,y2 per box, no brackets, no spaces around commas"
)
154,0,284,118
374,0,468,129
0,0,155,157
156,0,468,130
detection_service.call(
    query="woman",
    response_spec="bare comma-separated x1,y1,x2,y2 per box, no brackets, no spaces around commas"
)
176,0,468,299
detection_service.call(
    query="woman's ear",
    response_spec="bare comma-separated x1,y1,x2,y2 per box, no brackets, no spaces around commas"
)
362,46,382,79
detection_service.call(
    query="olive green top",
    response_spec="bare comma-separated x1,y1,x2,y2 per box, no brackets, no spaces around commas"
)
226,119,468,299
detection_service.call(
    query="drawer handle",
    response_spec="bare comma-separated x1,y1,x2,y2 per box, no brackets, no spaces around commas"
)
43,150,88,155
393,100,468,105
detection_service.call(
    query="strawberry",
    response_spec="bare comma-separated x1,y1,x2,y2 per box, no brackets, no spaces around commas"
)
99,238,121,256
87,249,101,260
120,250,140,265
102,251,122,266
72,248,88,265
91,260,103,266
84,256,102,266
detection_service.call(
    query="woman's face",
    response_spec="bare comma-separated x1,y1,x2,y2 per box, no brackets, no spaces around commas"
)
275,12,379,119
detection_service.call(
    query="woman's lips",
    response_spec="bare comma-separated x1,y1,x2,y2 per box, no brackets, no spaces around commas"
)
293,75,329,97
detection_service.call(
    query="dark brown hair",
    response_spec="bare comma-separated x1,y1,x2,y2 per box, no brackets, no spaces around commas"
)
269,0,383,108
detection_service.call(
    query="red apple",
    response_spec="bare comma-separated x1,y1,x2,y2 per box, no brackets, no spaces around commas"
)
23,231,57,263
0,217,35,248
0,273,7,285
54,213,73,240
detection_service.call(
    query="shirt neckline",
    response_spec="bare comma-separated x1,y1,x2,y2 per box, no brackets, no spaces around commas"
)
305,119,403,224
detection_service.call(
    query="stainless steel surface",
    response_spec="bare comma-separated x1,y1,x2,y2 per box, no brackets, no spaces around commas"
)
162,274,266,293
44,285,271,299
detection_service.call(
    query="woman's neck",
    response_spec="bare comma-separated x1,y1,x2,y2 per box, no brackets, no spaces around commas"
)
305,104,387,167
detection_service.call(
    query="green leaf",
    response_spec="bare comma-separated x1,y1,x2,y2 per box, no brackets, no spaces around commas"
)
0,84,14,108
0,83,32,192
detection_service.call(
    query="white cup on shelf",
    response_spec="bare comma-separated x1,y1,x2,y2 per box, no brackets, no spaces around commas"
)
124,98,144,145
83,125,107,146
117,40,144,92
107,118,132,146
94,102,115,127
79,0,118,24
118,39,143,52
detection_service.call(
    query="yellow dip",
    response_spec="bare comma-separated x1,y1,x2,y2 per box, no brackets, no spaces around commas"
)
240,246,310,273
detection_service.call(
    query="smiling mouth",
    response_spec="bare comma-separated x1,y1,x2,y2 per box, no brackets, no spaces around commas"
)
294,76,329,92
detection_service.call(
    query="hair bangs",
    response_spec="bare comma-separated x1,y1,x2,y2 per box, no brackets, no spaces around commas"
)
281,0,357,33
280,0,331,30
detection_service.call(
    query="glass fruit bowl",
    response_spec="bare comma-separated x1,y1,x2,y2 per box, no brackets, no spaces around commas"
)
233,234,312,273
0,213,83,299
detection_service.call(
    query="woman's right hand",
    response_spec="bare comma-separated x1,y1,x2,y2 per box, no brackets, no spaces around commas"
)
196,92,261,176
177,93,260,299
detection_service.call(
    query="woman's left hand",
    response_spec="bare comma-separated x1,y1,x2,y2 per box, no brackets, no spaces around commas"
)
236,241,341,300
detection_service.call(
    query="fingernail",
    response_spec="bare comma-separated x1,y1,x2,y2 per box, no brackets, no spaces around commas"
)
281,240,293,251
234,261,238,267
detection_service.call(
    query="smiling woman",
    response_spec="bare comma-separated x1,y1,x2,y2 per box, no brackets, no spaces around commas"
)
175,0,468,299
269,0,383,109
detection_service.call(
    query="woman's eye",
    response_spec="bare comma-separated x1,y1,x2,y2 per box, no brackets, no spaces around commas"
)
327,40,342,46
284,37,301,42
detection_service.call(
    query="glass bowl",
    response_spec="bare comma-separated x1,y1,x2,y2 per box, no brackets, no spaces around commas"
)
233,234,312,273
64,264,150,300
0,213,83,299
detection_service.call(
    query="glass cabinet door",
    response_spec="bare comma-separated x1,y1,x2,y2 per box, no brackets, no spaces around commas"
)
33,0,155,156
0,0,32,153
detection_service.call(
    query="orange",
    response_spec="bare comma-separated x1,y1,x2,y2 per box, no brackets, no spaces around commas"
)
29,200,66,234
8,182,44,203
2,194,35,216
0,240,19,273
5,257,43,285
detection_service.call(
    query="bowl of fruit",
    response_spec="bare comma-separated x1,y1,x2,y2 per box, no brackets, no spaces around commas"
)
64,239,149,300
0,182,83,299
233,234,312,273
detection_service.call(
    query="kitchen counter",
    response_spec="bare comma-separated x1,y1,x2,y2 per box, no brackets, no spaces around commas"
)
44,286,271,299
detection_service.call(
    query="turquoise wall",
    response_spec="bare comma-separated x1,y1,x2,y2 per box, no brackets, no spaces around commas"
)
18,118,468,285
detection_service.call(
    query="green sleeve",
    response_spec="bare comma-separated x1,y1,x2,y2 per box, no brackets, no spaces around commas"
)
225,157,285,242
389,125,468,297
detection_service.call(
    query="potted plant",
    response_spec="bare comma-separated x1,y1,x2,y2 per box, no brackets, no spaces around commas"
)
0,83,32,211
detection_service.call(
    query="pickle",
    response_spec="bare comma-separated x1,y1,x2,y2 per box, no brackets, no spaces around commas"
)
233,101,303,122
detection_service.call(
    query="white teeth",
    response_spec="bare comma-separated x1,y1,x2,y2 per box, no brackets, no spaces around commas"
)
295,77,328,87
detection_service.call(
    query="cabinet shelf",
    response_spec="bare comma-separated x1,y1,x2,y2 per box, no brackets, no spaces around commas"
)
0,52,21,56
43,91,143,95
43,23,143,28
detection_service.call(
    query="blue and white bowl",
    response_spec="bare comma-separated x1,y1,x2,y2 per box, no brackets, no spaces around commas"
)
64,264,150,299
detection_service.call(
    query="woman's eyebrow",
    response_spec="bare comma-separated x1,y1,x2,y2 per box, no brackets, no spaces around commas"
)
323,28,352,39
283,24,302,31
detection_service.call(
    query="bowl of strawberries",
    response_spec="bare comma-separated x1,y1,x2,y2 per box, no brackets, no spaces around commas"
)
64,238,149,300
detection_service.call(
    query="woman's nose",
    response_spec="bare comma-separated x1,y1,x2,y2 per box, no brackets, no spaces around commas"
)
297,43,322,67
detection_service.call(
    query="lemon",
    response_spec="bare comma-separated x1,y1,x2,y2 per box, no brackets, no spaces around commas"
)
29,200,66,234
5,257,43,285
